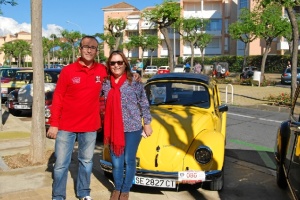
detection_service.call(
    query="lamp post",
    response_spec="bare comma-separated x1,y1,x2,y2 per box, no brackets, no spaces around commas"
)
66,20,82,36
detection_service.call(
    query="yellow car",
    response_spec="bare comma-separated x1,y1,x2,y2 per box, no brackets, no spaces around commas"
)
1,69,33,100
100,73,228,190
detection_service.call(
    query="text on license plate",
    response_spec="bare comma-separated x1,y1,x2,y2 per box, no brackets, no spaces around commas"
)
178,171,206,182
14,105,31,109
134,176,176,188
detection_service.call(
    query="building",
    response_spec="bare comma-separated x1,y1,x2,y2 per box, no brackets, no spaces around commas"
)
102,0,294,62
0,31,32,66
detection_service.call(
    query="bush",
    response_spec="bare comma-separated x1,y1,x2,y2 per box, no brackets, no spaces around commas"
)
264,92,291,106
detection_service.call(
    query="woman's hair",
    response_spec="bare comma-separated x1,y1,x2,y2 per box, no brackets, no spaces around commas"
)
106,50,133,84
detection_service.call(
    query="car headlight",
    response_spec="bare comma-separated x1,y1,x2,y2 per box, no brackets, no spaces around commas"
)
45,106,51,118
194,146,212,164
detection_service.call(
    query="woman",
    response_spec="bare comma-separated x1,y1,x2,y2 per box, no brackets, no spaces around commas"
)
103,50,153,200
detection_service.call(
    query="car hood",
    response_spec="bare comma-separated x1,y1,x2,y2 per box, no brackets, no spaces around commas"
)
137,106,215,171
18,83,56,103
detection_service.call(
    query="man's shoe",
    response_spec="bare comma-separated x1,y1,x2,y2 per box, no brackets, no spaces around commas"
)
79,196,93,200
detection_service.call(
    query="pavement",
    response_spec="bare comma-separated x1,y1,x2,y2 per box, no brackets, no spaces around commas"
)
0,73,292,200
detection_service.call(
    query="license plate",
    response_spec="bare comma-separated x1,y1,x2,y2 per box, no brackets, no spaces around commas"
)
14,105,31,109
134,176,176,188
178,171,206,182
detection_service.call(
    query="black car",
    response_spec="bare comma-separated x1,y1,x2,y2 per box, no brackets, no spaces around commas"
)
274,84,300,199
240,66,258,79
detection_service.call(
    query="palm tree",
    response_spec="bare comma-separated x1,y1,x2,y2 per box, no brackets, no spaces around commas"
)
61,30,81,62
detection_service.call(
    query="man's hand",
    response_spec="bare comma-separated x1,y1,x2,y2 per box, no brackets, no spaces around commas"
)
46,126,59,139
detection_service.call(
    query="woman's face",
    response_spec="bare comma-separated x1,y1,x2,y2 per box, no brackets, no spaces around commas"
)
109,54,125,78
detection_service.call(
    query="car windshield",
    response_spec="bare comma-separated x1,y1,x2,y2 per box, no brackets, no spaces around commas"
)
1,68,21,78
145,81,210,108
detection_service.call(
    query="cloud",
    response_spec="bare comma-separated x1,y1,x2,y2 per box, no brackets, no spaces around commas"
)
0,16,63,38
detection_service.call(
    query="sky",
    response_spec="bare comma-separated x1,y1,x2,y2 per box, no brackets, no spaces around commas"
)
0,0,164,38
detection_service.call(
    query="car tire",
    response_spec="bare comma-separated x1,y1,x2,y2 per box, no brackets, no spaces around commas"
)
203,168,224,191
9,109,22,116
276,162,288,189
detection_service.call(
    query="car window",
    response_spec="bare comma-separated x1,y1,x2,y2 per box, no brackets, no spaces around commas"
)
145,81,209,108
1,69,19,78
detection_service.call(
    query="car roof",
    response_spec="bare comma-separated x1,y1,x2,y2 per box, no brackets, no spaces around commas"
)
44,68,62,72
146,73,211,85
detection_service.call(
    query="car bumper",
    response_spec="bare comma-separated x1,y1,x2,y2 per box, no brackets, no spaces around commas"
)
100,159,222,183
6,101,32,110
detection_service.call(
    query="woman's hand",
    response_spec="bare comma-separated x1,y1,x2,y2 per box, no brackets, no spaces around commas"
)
143,124,153,137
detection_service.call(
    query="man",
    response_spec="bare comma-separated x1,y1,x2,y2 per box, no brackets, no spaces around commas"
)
135,59,143,77
184,62,191,73
47,35,107,200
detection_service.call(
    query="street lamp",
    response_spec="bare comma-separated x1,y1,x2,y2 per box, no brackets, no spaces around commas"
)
66,20,82,36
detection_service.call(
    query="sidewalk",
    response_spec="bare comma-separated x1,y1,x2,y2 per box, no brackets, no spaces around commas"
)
0,73,292,199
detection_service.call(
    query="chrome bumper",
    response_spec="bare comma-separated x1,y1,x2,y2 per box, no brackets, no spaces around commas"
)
100,159,223,182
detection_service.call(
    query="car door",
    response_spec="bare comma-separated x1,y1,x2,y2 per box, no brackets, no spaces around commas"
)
287,87,300,198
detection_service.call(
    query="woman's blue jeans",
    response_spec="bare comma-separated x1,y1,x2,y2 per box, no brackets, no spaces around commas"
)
110,129,142,193
52,131,97,200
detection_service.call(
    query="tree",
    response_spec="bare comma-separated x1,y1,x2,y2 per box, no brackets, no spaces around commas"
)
105,18,127,51
30,0,45,164
145,35,160,66
229,8,259,69
0,0,17,14
176,17,212,69
260,0,300,97
130,34,160,66
0,42,14,66
13,40,31,67
143,0,181,71
123,40,135,58
255,2,290,83
61,30,81,62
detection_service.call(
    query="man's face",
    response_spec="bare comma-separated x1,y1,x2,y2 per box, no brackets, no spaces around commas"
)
79,38,98,62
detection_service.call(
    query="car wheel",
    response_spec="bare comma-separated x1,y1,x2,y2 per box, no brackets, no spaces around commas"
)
276,162,288,189
9,109,22,116
203,168,224,191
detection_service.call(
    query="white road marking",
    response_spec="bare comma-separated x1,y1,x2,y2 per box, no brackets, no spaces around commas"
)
228,113,282,123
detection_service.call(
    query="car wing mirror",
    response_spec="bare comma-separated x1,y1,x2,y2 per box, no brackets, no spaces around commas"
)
290,121,300,135
218,104,228,112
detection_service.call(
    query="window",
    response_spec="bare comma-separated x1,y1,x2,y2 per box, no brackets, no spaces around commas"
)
206,19,222,31
207,38,220,48
239,0,248,9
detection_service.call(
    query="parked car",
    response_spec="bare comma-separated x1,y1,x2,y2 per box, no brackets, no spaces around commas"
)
1,69,33,101
274,84,300,199
144,66,158,76
240,66,258,79
1,67,32,82
280,67,300,84
100,73,228,190
6,68,61,116
157,66,170,74
174,64,185,73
